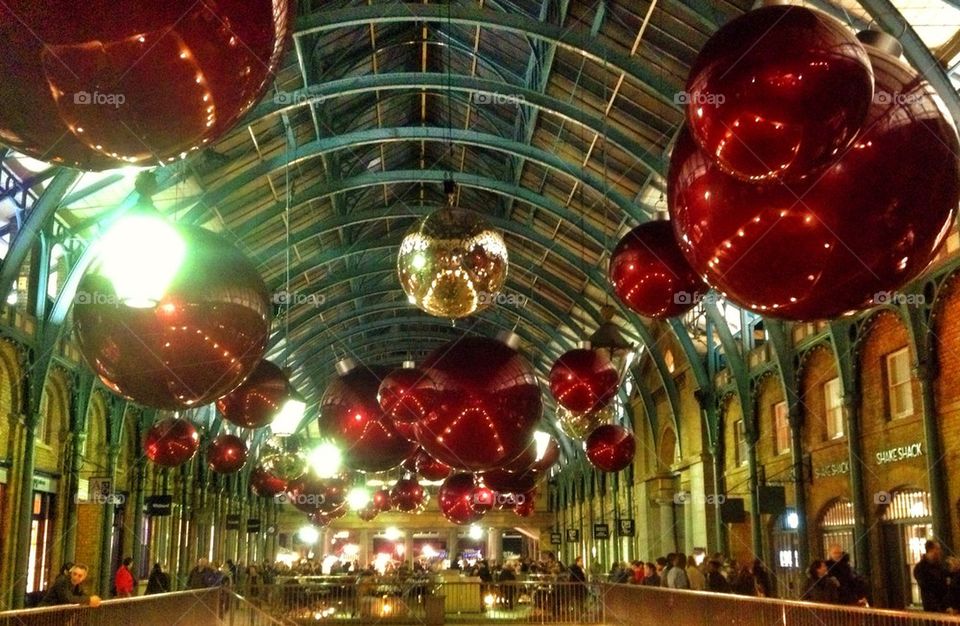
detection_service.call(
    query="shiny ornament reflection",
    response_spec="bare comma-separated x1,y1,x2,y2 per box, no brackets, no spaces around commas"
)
0,1,290,170
357,503,380,522
390,477,429,513
410,336,542,471
412,449,453,482
260,437,306,482
206,434,248,473
585,424,636,473
250,465,287,498
319,366,417,473
378,367,436,423
144,418,200,467
549,348,620,413
287,474,348,514
556,406,609,441
439,473,486,525
685,5,873,182
372,488,393,513
74,225,271,410
669,44,960,320
398,208,508,319
609,221,708,319
514,492,536,518
480,467,540,495
217,360,290,429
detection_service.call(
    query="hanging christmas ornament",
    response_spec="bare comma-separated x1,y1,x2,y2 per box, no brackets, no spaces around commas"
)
390,477,428,513
585,424,636,473
74,223,271,410
398,179,508,319
378,366,437,423
0,1,290,170
309,505,347,528
206,434,248,474
514,492,536,518
216,360,290,429
250,465,287,498
669,33,960,320
287,473,348,515
412,333,542,471
259,436,306,482
411,450,453,482
439,473,486,525
470,486,496,515
144,417,199,467
503,433,561,474
479,467,540,495
608,220,709,318
684,4,873,182
372,488,393,513
556,406,608,441
549,347,620,413
357,503,380,522
319,361,418,473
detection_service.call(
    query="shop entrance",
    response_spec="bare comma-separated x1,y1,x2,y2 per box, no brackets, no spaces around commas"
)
880,489,932,609
770,510,801,598
819,499,855,565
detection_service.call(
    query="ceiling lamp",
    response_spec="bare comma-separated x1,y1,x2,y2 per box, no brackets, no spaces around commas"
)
0,1,290,170
398,179,508,319
271,386,307,436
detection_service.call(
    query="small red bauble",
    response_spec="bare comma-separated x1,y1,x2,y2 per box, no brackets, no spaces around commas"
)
390,477,428,513
412,337,542,471
514,492,536,518
206,434,247,474
608,221,709,319
685,5,873,182
549,349,620,413
378,368,436,423
0,1,291,170
216,360,289,429
144,418,200,467
74,225,271,410
372,488,393,512
250,465,286,498
357,503,379,522
585,424,636,473
319,367,418,473
669,43,960,320
286,474,348,514
439,473,486,525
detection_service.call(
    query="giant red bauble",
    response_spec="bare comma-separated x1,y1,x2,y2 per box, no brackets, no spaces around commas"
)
549,349,620,413
216,360,289,429
685,5,873,182
608,221,709,318
144,418,200,467
378,367,436,423
669,45,960,320
319,367,418,473
74,225,271,410
286,474,348,514
0,1,290,170
250,465,287,498
479,468,540,495
470,486,495,515
206,434,247,474
439,473,486,525
503,436,561,473
414,450,453,482
390,477,428,513
411,337,542,471
585,424,636,473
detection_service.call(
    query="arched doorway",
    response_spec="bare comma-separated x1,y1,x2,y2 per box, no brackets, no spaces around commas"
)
880,489,932,609
769,510,801,598
819,499,855,565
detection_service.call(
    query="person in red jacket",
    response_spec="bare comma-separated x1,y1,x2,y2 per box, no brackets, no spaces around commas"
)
114,557,136,598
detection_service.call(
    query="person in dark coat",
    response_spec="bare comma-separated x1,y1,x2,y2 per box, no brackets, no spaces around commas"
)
40,564,101,607
826,545,868,606
705,560,731,593
803,560,840,604
146,563,171,594
945,557,960,614
915,540,949,613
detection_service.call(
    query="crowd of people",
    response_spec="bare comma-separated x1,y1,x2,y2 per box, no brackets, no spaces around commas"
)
912,540,960,614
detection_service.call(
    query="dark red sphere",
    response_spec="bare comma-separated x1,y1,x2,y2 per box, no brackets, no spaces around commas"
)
479,467,540,495
549,349,620,413
514,492,536,518
439,473,486,525
372,488,392,512
685,5,873,182
470,486,495,514
74,225,271,410
0,1,290,170
390,477,428,513
286,474,348,514
378,368,436,422
206,434,247,473
414,450,453,482
503,436,561,473
609,221,709,318
585,424,636,473
357,503,379,522
144,418,200,467
216,360,289,429
250,465,287,498
319,367,418,473
309,505,347,528
669,45,960,320
411,337,542,471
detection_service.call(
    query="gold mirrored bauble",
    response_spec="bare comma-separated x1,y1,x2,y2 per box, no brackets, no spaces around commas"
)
260,436,306,482
557,406,610,441
398,208,508,319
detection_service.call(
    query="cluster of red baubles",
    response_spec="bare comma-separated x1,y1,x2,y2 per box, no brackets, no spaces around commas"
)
609,5,959,322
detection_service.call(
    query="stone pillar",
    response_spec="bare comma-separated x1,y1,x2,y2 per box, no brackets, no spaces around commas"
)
359,529,370,567
486,528,502,563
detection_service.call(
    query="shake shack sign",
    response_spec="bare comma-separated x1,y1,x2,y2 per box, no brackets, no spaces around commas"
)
815,462,849,478
876,442,922,465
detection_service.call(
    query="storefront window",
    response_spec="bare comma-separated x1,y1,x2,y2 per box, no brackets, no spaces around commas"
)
26,492,55,593
881,489,932,608
771,510,802,598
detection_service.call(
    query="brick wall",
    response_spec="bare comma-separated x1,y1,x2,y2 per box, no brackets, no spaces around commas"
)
934,274,960,539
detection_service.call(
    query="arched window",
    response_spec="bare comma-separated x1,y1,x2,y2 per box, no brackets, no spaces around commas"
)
819,499,855,565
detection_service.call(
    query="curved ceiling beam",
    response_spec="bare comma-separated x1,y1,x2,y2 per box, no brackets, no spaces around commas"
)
236,72,666,179
207,127,638,240
294,5,679,109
